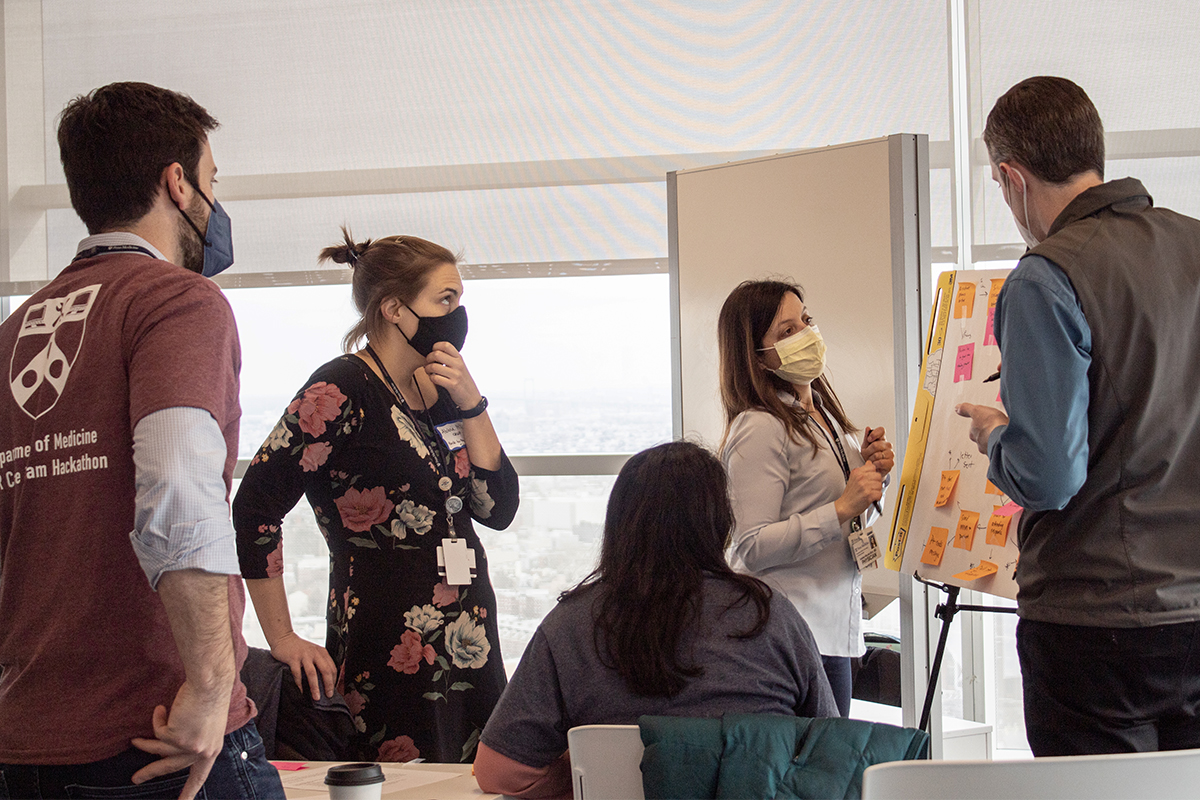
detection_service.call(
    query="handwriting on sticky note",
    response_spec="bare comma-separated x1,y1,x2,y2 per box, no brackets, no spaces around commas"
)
953,560,999,581
954,281,976,319
954,343,975,382
935,470,960,507
984,307,997,347
954,509,980,550
986,512,1012,547
921,527,948,566
985,479,1003,495
988,278,1005,309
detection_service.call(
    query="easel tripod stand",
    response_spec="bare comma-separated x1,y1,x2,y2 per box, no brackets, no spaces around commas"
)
914,572,1018,733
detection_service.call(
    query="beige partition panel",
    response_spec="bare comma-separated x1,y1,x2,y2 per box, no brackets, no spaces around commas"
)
668,133,929,617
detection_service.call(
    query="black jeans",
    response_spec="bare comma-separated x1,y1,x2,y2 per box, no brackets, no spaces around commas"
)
0,720,284,799
1017,617,1200,755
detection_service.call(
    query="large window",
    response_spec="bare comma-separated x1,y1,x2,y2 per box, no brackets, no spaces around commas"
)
227,274,671,668
6,0,1198,760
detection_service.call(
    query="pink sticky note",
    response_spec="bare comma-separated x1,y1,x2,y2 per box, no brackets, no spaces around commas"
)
993,501,1023,517
954,342,975,382
984,307,997,347
270,762,309,771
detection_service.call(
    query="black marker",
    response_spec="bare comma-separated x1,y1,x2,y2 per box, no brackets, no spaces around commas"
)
982,370,1001,383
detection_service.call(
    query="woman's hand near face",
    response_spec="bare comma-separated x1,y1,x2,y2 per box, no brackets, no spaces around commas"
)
424,342,483,410
834,462,883,525
425,341,503,470
860,426,895,474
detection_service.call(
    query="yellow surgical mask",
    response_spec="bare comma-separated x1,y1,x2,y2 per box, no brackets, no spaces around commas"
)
764,324,826,385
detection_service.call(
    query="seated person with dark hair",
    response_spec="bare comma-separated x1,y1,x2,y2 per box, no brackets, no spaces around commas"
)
474,441,836,799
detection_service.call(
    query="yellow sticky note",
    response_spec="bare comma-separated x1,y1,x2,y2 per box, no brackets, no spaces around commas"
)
935,470,960,508
988,278,1006,309
921,527,949,567
984,479,1004,495
986,512,1012,547
953,560,999,582
954,509,980,550
954,281,976,319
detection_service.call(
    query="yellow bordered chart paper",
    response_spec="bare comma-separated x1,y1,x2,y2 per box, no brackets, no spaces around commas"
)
885,268,1022,600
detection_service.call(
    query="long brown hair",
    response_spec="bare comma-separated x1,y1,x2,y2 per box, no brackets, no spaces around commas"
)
561,441,773,698
717,279,857,454
319,226,458,353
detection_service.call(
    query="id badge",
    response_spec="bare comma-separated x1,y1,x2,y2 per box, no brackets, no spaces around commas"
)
435,420,466,451
437,538,476,585
849,526,880,571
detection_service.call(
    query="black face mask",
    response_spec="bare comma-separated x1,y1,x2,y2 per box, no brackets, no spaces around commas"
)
399,304,468,356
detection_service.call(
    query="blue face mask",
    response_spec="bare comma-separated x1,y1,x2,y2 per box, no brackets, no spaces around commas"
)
177,177,235,277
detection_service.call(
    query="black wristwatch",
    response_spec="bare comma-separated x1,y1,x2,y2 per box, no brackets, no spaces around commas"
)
458,395,488,419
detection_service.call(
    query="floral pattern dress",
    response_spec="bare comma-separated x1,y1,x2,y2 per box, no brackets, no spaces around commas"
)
234,355,519,763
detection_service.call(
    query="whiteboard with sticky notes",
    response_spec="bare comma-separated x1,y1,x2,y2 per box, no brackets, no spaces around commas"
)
885,268,1021,600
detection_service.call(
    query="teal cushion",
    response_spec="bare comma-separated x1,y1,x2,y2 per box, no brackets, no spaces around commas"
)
639,714,929,800
638,716,723,800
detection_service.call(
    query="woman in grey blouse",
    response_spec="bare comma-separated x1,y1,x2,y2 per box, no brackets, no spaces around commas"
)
717,279,895,716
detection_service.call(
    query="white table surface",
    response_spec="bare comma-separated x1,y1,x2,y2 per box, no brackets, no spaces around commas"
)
276,761,499,800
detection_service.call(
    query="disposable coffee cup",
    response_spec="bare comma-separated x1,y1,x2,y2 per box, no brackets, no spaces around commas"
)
325,762,385,800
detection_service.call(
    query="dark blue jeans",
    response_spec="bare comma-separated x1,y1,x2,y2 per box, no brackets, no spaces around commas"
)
0,720,284,799
821,655,853,718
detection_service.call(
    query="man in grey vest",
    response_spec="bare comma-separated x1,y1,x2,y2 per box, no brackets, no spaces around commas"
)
957,76,1200,756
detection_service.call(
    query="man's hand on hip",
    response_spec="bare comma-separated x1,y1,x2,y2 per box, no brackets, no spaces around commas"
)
131,680,229,800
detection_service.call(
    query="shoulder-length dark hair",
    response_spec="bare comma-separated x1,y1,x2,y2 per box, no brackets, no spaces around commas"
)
560,441,773,697
717,279,857,454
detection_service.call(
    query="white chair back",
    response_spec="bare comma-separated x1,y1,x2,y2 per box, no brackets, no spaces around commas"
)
862,748,1200,800
567,724,645,800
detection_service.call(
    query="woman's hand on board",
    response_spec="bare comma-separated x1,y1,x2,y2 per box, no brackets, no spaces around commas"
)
834,462,884,525
425,342,483,411
860,426,895,474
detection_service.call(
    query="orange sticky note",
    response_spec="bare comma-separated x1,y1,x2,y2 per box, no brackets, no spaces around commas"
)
986,512,1012,547
954,281,976,319
270,762,309,771
935,470,960,508
953,560,999,581
984,479,1003,495
954,509,980,550
988,278,1006,309
921,527,949,566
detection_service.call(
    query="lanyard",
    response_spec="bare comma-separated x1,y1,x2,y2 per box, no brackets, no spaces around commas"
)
363,345,464,537
812,404,863,533
73,244,157,262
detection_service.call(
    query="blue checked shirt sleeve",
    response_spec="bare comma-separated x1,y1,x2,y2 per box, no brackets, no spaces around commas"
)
985,256,1091,511
129,406,240,588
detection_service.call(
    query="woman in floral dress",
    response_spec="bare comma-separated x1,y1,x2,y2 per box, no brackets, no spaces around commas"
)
234,230,519,763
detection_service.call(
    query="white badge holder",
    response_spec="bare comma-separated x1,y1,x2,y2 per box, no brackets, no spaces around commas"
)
849,525,881,571
438,538,477,586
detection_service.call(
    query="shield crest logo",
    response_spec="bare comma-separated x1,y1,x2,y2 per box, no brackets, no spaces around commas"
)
9,284,101,419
